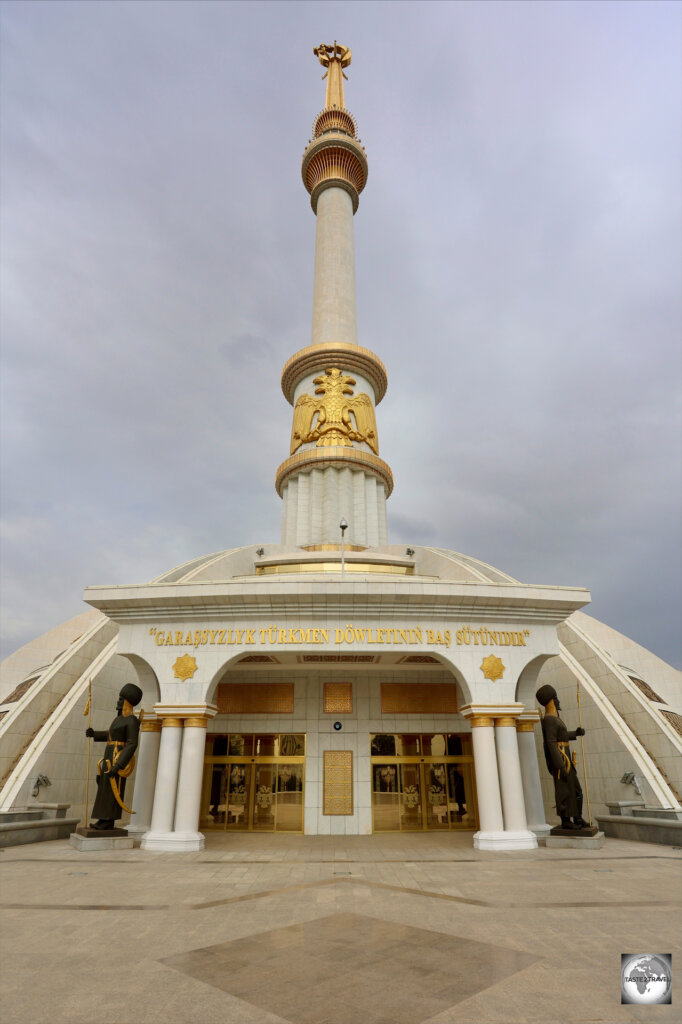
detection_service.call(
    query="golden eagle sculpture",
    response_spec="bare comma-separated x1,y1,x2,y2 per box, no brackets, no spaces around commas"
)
290,367,379,455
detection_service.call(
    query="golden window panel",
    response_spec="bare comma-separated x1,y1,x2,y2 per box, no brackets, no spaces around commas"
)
323,682,353,714
380,683,458,715
397,655,440,664
323,750,353,815
216,683,294,715
300,654,375,663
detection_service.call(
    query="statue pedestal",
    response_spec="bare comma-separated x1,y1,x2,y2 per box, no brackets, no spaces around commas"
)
545,830,605,850
69,829,133,852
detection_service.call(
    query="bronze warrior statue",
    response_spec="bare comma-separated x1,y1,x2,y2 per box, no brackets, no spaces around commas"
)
536,684,589,830
86,683,142,831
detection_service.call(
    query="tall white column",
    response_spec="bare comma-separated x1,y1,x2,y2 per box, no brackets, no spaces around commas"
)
311,186,357,346
172,716,209,852
494,717,537,850
468,715,505,849
126,718,161,839
140,717,183,851
517,715,551,838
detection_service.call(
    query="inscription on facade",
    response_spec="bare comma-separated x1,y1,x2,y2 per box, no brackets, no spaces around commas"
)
149,625,531,649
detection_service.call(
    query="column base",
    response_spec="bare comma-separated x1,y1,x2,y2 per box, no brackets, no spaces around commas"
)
125,824,150,839
527,822,552,839
140,830,205,852
473,829,538,851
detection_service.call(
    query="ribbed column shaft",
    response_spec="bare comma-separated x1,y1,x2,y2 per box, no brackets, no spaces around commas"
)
311,187,358,346
281,467,388,548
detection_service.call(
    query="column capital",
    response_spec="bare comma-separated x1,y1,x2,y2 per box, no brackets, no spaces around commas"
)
154,704,218,720
140,718,162,733
460,703,525,721
516,710,541,732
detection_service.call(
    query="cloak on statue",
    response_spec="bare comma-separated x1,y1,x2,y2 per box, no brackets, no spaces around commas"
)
89,683,142,824
536,684,584,823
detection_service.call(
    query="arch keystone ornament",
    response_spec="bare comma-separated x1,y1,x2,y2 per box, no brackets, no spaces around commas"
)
173,654,198,681
481,654,505,681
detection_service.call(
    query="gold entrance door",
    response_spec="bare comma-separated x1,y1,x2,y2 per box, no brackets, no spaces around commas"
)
201,733,305,833
225,762,250,829
371,733,478,833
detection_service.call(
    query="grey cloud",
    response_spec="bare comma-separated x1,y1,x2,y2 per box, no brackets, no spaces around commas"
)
1,0,680,666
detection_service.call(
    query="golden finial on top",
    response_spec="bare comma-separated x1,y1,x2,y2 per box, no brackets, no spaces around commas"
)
314,41,352,110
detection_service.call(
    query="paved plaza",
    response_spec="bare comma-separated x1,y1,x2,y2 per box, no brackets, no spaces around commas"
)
1,832,680,1024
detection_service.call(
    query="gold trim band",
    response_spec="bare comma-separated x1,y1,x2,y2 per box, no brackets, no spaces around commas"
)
281,342,387,404
495,717,517,728
516,721,536,733
184,717,209,729
256,561,412,577
140,720,162,733
301,543,367,552
162,718,183,729
275,447,393,497
470,716,494,729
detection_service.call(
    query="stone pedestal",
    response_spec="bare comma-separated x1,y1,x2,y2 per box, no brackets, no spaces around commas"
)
70,832,134,851
545,831,605,850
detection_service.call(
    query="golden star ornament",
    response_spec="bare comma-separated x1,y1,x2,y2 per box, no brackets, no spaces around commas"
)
481,655,505,681
173,654,198,681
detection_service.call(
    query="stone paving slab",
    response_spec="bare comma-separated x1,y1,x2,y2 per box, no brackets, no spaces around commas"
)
0,832,680,1023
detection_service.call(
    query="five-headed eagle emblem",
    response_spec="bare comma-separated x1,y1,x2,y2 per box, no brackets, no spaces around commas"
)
290,367,379,455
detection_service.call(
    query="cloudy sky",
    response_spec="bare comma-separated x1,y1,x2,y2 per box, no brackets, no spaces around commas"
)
1,0,680,667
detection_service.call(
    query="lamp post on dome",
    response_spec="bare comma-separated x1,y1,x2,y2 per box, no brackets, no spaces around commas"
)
340,517,348,575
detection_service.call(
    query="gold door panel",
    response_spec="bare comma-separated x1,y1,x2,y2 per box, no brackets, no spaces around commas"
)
371,733,478,833
201,733,305,833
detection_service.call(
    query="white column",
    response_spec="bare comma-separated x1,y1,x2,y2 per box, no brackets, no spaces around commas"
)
494,717,537,850
311,186,357,346
172,716,209,852
468,716,505,849
140,717,183,851
517,717,551,838
126,718,161,839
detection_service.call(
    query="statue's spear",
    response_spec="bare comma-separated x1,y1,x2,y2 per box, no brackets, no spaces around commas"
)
576,679,593,826
81,679,92,826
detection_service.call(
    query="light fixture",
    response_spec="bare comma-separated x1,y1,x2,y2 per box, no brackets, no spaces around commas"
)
256,547,264,557
406,547,415,557
340,518,348,575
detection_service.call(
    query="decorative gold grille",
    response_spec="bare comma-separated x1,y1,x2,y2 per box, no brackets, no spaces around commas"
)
380,683,458,715
630,677,665,703
323,683,353,714
217,683,294,715
301,655,375,664
238,655,278,664
661,710,682,737
3,678,38,703
397,656,440,664
323,750,353,815
313,108,357,137
304,146,366,194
